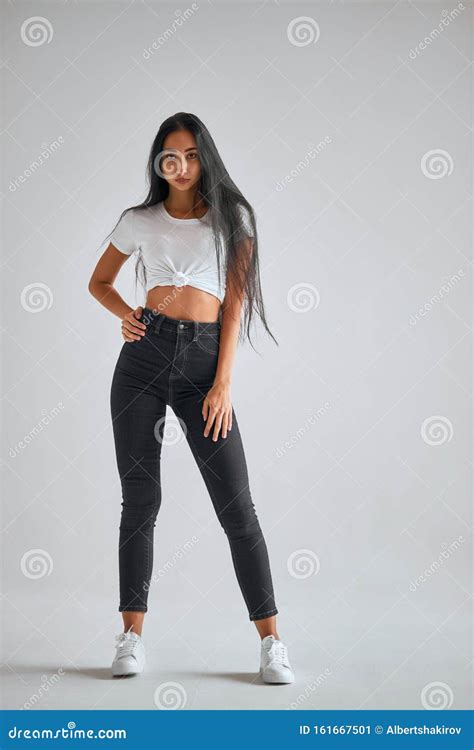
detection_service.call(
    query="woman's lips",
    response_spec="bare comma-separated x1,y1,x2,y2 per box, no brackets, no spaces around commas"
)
176,177,190,183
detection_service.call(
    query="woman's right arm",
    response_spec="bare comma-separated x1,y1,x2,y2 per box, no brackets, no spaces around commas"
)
88,244,145,341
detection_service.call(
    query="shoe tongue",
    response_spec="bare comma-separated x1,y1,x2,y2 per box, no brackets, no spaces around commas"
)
262,635,276,649
124,631,139,641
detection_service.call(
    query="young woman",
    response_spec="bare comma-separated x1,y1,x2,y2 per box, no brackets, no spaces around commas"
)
88,112,294,684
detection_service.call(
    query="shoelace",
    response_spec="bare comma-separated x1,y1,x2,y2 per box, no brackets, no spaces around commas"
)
268,641,288,665
115,633,138,658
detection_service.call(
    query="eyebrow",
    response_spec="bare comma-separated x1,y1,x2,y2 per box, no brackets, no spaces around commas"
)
166,147,197,154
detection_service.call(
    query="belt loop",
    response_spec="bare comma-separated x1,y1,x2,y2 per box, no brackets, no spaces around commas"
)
152,314,165,336
192,321,200,342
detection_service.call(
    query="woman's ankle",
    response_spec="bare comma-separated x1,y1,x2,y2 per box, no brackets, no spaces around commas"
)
122,612,145,636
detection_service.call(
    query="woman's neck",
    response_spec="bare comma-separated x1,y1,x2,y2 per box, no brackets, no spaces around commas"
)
164,189,207,219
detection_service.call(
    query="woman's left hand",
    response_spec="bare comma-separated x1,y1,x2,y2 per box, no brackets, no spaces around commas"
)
202,380,233,441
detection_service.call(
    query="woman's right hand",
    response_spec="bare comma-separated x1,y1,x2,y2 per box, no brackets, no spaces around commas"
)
121,306,147,342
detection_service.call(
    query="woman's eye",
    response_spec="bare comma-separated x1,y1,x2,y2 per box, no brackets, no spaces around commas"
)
187,153,198,160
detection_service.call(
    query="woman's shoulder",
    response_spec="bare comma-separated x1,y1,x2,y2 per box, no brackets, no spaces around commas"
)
124,203,163,227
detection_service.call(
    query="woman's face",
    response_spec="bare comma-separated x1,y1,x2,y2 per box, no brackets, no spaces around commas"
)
160,129,201,192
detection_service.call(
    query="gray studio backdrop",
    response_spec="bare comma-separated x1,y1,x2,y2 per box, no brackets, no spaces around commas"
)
1,0,472,711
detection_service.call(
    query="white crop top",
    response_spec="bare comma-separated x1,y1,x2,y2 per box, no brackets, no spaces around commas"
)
110,202,253,304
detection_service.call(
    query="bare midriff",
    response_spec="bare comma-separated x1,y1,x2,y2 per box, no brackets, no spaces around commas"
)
145,284,221,323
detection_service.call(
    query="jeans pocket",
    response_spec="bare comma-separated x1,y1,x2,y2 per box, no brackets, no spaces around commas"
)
195,332,220,355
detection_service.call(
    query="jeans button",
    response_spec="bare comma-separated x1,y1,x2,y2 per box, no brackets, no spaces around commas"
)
178,323,184,329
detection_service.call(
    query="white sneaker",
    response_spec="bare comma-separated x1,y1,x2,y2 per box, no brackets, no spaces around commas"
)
111,630,146,677
260,635,294,683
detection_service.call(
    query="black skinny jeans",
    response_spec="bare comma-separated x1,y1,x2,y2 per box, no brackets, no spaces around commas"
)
110,307,278,622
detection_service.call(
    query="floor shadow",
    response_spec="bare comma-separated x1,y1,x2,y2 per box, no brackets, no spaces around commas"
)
1,665,266,684
173,670,262,685
1,665,113,681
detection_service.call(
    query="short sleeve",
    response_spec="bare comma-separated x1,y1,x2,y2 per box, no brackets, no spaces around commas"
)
110,209,136,255
238,204,254,238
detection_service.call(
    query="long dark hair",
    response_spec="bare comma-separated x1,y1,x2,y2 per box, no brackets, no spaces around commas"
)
104,112,278,349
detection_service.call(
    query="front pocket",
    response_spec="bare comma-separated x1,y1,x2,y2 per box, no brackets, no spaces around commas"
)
195,332,220,355
122,330,151,354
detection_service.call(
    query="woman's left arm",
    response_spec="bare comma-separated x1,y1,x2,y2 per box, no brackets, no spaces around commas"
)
202,238,253,441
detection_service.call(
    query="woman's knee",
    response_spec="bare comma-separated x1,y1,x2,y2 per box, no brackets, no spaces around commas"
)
219,501,262,541
119,495,162,530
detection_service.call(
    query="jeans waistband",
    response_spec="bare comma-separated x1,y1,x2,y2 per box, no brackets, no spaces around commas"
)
141,307,221,339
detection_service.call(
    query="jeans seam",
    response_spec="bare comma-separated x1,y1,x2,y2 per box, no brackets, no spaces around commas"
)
181,334,190,372
119,605,147,612
171,402,254,617
249,608,278,621
195,334,220,356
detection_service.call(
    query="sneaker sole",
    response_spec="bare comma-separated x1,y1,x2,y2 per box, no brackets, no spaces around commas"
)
112,663,145,677
259,666,295,684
